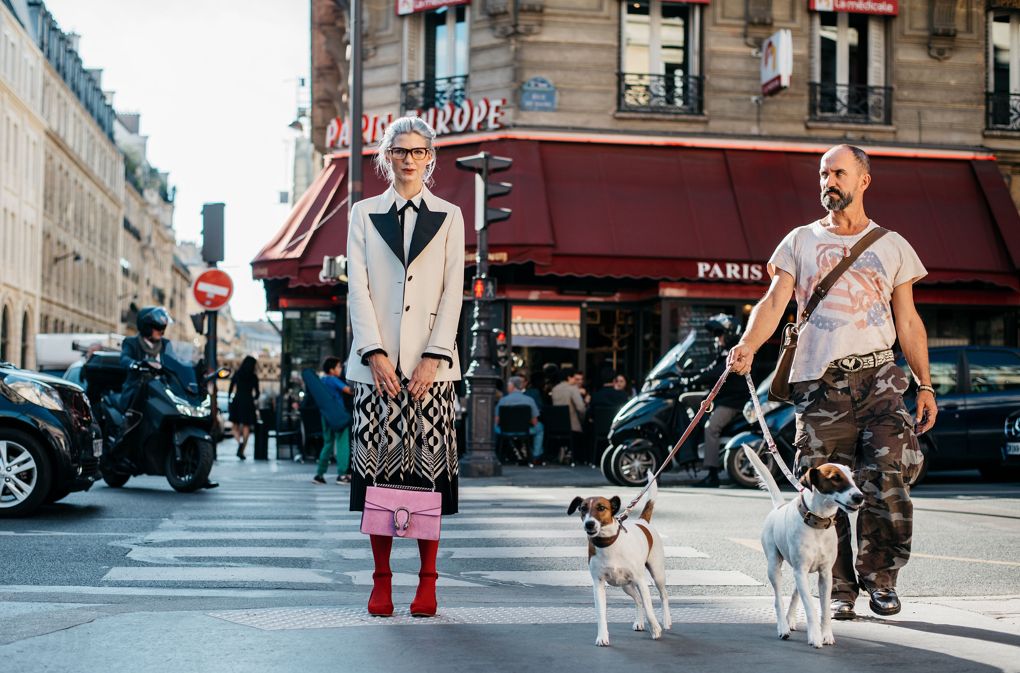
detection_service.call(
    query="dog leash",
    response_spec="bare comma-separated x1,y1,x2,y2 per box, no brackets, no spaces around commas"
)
617,369,732,523
742,373,805,493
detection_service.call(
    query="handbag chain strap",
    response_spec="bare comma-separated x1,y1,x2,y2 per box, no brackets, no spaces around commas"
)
795,226,888,333
370,388,437,493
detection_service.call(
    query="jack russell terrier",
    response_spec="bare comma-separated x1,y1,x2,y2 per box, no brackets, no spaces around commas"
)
743,446,864,648
568,475,670,647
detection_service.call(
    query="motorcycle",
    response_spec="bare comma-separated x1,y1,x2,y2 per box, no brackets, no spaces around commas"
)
602,330,768,487
83,351,229,492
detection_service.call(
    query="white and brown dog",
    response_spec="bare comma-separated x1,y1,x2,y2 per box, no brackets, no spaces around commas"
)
568,476,670,647
743,446,864,648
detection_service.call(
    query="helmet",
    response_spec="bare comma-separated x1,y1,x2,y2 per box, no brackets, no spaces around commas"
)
137,306,172,338
704,313,741,348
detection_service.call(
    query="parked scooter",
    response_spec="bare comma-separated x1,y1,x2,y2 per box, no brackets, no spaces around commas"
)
722,370,795,489
601,330,753,486
84,351,229,492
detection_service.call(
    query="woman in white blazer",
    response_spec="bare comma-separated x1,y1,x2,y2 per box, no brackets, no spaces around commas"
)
346,116,464,619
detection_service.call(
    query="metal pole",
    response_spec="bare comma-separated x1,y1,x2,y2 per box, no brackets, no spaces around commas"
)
349,0,363,211
460,155,502,477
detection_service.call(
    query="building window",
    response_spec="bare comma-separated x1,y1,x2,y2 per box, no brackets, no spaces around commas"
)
988,11,1020,130
401,5,469,112
809,11,890,124
618,0,703,115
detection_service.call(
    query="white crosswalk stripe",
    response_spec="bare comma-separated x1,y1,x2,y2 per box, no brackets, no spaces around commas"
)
103,487,760,590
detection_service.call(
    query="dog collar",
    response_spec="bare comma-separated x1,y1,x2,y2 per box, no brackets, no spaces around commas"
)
590,527,624,548
797,494,835,530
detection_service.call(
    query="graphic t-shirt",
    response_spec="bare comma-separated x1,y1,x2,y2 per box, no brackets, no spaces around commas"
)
768,220,927,383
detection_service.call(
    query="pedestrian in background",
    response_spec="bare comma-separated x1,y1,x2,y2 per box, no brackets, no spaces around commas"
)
229,355,259,460
551,368,589,465
728,144,934,621
313,357,353,484
345,115,465,618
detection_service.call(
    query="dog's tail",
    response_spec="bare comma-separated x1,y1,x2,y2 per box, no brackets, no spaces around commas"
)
742,444,784,509
638,472,658,522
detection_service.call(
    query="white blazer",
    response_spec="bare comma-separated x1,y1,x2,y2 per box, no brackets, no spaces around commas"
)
345,185,465,384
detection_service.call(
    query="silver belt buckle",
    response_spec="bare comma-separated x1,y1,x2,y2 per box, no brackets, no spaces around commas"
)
837,356,864,372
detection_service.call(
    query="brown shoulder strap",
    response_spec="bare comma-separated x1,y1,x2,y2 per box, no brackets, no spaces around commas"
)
799,226,888,325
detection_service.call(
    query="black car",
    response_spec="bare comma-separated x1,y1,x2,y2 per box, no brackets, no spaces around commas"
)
0,361,102,517
902,346,1020,479
999,409,1020,478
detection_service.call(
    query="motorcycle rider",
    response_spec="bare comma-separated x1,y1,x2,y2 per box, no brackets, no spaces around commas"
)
685,314,748,488
112,307,218,489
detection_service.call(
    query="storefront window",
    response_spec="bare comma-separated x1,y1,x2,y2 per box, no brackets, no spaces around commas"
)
619,0,702,114
281,310,342,390
810,11,889,124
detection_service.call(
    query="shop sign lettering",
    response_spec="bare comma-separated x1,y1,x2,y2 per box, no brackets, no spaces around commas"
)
325,98,506,149
696,262,765,281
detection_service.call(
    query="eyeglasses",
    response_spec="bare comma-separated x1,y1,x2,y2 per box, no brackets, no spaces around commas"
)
387,146,431,160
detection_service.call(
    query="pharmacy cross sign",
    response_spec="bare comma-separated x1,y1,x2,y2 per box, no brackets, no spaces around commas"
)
193,269,233,311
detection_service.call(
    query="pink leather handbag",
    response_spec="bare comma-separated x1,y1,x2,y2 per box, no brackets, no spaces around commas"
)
359,394,442,540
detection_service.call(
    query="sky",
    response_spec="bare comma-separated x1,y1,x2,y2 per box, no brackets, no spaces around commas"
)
43,0,310,322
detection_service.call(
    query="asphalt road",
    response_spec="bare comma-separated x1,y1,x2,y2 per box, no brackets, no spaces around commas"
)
1,442,1018,673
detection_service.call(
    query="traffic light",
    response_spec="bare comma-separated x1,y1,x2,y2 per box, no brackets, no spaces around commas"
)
455,152,512,231
493,329,510,368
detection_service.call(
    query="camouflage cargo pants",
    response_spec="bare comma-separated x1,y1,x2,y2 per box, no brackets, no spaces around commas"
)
792,361,924,600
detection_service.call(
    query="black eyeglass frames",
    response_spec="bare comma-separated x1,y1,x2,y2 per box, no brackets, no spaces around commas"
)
387,147,431,160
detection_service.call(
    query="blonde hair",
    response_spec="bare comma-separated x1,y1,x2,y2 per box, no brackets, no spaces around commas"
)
373,116,438,185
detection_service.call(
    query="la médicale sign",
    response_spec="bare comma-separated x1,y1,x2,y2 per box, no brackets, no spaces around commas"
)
808,0,898,15
325,98,507,149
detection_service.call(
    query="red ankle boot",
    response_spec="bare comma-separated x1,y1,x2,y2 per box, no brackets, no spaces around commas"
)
410,538,439,617
368,535,393,617
368,572,394,617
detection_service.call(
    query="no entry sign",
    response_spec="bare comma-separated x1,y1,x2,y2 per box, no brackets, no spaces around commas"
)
193,269,233,310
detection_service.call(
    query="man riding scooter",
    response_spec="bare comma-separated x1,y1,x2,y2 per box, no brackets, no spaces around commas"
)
111,307,218,489
685,314,748,488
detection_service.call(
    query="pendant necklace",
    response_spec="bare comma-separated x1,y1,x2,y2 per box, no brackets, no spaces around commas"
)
823,222,864,258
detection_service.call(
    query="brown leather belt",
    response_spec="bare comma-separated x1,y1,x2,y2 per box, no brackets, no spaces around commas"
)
828,349,895,373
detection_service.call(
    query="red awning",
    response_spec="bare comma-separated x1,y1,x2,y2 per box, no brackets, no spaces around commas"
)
252,138,1020,293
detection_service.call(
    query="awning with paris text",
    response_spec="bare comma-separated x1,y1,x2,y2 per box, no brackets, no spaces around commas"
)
251,135,1020,295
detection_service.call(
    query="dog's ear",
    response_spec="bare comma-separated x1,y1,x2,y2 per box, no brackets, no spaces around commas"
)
568,497,583,515
610,496,621,515
799,468,816,491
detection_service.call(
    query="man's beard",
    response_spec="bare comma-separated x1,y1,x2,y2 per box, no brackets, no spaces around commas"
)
821,188,853,211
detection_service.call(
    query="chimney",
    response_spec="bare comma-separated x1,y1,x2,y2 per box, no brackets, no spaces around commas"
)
67,32,80,52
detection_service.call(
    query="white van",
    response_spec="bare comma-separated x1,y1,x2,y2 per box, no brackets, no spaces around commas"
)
35,333,124,376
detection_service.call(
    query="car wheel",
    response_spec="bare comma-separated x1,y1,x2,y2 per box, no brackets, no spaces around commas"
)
725,438,781,489
0,429,53,518
610,442,659,487
165,439,215,492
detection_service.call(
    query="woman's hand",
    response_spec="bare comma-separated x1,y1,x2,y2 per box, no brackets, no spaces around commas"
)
368,353,401,398
408,358,440,401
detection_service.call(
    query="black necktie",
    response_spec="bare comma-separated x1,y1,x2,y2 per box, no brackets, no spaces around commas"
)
397,200,418,234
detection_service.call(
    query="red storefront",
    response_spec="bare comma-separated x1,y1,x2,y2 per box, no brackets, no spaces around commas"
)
253,131,1020,390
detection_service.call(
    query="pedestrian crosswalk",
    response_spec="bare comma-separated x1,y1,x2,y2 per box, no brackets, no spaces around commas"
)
102,484,762,593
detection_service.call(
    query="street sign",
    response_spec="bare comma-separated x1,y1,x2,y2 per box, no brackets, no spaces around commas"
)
193,269,234,310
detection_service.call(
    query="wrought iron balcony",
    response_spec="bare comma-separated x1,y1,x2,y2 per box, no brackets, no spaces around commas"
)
401,75,469,112
808,82,892,125
617,72,704,115
986,92,1020,131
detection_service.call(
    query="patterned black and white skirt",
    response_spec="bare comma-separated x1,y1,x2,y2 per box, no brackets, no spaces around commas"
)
349,381,459,515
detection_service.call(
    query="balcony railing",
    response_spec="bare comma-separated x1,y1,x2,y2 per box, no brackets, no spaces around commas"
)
401,75,469,112
987,92,1020,131
808,82,892,125
617,72,704,115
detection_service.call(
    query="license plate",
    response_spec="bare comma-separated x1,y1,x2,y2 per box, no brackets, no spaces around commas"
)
93,438,104,457
1006,442,1020,456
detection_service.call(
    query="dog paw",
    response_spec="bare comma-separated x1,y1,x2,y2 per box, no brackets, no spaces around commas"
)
632,621,645,632
650,624,662,640
808,638,824,649
787,619,798,632
823,632,835,646
595,637,610,647
777,627,791,641
663,618,672,631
